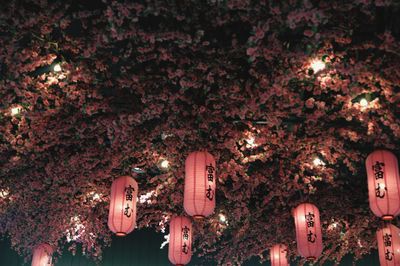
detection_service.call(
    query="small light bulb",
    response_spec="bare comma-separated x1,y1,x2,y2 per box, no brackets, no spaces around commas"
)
313,157,325,166
92,193,100,200
0,189,9,198
219,213,227,223
359,98,368,107
53,63,62,72
10,107,21,116
310,59,325,74
332,222,338,228
160,159,169,169
247,136,255,145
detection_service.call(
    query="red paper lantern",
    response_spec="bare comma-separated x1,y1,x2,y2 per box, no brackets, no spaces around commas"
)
108,176,138,236
366,150,400,221
377,224,400,266
184,151,216,218
270,244,289,266
293,203,323,261
168,216,192,266
31,243,53,266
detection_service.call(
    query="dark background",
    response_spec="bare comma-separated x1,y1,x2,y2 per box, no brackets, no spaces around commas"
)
0,229,379,265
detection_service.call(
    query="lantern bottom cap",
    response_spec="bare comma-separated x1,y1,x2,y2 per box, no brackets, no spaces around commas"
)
116,232,127,237
307,256,316,261
382,215,394,221
193,215,205,219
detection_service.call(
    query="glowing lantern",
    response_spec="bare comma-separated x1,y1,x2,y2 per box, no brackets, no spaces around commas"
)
168,216,192,266
184,151,216,218
108,176,138,236
377,224,400,265
270,244,289,266
293,203,323,261
31,243,53,266
366,150,400,221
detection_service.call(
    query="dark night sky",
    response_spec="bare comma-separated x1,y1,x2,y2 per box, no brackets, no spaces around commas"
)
0,229,379,265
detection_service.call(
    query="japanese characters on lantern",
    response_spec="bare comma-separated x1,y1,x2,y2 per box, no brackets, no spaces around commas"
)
377,224,400,265
293,203,323,261
184,151,216,218
366,150,400,221
270,244,289,266
31,243,53,266
168,216,192,266
108,176,138,236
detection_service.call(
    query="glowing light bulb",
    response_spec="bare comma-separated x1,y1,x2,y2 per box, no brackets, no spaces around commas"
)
310,59,325,74
10,107,21,116
92,193,100,200
247,136,255,145
332,222,338,228
53,63,62,72
219,213,227,223
313,157,325,166
0,189,9,198
160,159,169,169
360,98,368,107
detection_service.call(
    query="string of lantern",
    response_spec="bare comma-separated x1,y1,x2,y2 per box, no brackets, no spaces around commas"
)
30,149,399,266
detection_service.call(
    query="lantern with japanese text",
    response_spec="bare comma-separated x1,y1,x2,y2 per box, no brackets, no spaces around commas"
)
168,216,192,266
270,244,289,266
108,176,138,236
293,203,323,261
366,150,400,221
377,224,400,265
184,151,216,218
31,243,53,266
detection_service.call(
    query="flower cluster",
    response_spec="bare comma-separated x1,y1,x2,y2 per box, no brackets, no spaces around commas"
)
0,0,399,264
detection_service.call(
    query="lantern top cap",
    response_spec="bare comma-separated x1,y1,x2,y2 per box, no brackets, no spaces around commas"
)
272,243,287,248
295,202,318,208
114,175,137,182
292,203,319,216
34,243,53,252
187,150,214,156
186,151,216,164
367,149,395,157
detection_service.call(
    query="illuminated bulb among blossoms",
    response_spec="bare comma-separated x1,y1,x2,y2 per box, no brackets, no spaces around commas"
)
313,157,325,166
359,98,368,107
219,213,227,223
10,106,22,116
310,59,325,74
247,136,255,145
160,159,169,169
245,135,257,148
0,189,9,198
53,63,62,72
91,193,101,201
